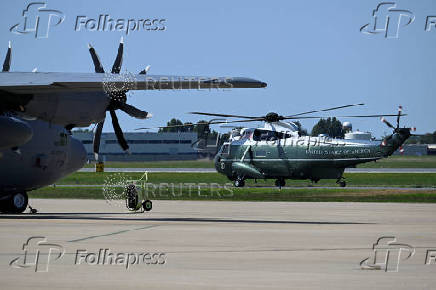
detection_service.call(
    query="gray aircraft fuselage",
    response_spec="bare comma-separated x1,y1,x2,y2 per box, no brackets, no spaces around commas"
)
0,118,86,194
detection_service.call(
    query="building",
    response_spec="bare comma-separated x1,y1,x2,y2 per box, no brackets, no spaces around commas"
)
72,131,199,161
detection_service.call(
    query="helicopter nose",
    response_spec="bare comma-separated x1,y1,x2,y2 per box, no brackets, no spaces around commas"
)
67,137,87,173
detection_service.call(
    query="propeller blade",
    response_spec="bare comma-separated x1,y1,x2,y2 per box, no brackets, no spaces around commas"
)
109,110,129,151
189,112,261,119
284,103,365,118
381,117,395,129
139,65,151,75
2,41,11,72
116,102,150,119
111,37,123,74
396,105,402,129
93,120,105,160
88,44,104,73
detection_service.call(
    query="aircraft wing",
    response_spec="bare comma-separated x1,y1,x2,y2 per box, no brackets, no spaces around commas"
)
0,72,267,94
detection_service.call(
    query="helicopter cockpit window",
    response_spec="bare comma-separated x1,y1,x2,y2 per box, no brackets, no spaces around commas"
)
241,130,253,139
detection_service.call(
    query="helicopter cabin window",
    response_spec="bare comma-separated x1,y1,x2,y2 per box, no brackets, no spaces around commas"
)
255,150,267,157
220,143,230,155
252,129,292,141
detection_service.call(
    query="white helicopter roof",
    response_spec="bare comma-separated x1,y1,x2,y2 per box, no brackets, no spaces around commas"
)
262,121,299,133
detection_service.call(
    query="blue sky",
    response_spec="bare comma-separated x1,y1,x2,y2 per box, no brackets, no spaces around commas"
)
1,0,435,137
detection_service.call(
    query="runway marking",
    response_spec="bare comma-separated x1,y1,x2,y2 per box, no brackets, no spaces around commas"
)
68,225,159,243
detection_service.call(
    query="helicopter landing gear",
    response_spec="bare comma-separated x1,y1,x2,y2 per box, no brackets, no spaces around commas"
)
275,178,286,188
234,177,245,187
311,178,319,184
337,178,346,187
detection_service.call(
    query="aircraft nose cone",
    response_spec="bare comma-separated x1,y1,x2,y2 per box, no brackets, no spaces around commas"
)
67,137,87,173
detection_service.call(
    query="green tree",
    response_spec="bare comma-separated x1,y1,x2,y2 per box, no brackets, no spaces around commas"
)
293,121,308,136
159,118,185,132
406,131,436,144
311,117,344,138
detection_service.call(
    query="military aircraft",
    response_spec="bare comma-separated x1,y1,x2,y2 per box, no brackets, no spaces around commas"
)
187,105,415,187
0,38,266,213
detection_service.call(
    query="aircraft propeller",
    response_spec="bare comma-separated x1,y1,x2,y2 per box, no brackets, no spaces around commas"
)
89,37,151,160
2,41,11,72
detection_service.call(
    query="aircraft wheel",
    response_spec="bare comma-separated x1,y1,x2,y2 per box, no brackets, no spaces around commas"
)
142,200,152,212
1,192,28,213
339,181,346,187
275,179,286,188
234,178,245,188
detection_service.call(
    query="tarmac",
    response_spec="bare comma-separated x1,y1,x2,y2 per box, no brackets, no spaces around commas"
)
1,199,436,289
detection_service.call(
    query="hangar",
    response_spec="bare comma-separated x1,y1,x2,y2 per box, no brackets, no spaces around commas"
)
73,131,198,161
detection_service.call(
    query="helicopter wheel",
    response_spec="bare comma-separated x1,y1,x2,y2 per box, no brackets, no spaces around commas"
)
275,178,286,188
234,178,245,188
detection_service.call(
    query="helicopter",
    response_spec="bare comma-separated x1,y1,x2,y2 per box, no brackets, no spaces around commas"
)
186,104,416,188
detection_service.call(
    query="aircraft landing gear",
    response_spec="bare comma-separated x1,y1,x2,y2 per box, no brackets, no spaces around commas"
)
337,178,346,187
275,178,286,188
0,192,28,214
142,200,152,212
234,177,245,187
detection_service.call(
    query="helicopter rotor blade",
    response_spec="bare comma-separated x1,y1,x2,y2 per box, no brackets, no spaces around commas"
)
284,103,365,118
381,117,395,129
189,112,262,119
280,114,405,120
396,105,402,129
